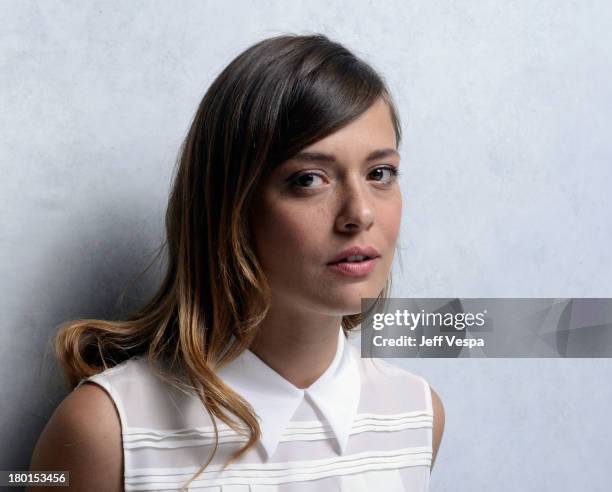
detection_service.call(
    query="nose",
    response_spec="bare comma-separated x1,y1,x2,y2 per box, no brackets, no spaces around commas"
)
334,175,375,232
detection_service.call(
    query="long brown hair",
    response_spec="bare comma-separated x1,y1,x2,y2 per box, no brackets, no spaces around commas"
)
53,32,402,489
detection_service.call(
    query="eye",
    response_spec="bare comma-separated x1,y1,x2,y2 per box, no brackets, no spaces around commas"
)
369,165,401,184
288,165,401,190
290,172,326,189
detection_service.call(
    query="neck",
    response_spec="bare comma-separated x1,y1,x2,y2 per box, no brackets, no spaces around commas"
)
248,305,343,390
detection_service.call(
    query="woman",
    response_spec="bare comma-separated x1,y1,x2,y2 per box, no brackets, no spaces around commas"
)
28,33,444,491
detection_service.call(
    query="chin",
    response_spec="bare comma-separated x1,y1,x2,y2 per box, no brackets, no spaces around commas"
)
326,294,376,317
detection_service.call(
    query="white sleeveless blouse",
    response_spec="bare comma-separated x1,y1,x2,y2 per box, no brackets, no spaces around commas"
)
76,327,433,491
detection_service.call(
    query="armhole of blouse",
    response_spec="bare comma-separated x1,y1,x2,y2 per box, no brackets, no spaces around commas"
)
76,373,127,490
417,375,434,476
420,376,433,415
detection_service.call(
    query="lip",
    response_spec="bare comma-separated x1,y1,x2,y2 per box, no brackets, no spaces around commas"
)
328,257,378,277
327,245,381,265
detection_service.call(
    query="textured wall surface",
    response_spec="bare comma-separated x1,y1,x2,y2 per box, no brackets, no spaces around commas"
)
1,1,611,490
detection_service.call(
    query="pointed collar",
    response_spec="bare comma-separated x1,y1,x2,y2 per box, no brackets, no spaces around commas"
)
217,325,361,461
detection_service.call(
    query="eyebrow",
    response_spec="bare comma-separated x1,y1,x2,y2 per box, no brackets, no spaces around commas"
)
291,148,400,163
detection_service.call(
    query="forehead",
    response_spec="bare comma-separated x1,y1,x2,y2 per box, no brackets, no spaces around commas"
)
296,98,397,159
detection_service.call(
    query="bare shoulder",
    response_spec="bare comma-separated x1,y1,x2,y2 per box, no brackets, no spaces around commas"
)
430,385,445,471
27,382,123,492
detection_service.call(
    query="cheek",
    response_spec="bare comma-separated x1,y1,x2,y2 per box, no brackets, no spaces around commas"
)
255,202,327,267
381,193,403,237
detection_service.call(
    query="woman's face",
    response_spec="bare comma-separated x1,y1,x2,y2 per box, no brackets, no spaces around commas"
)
250,97,402,316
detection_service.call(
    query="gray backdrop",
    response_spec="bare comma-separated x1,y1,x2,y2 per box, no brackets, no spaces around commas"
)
2,1,611,490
